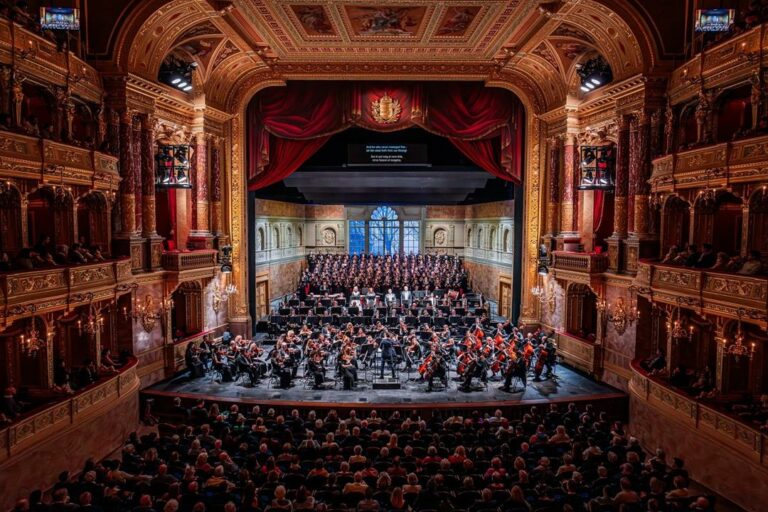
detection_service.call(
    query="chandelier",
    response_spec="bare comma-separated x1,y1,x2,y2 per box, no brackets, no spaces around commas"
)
666,301,694,343
131,294,173,333
20,317,46,356
78,293,105,337
723,312,757,362
212,282,237,313
597,297,639,335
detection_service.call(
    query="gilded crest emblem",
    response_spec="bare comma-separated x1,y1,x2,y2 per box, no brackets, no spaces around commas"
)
371,93,402,124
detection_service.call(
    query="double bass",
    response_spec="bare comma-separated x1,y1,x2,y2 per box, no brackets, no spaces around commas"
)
534,345,549,380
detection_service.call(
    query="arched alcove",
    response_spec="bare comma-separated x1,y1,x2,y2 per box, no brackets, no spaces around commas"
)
27,187,74,249
565,284,598,340
693,190,743,256
660,195,691,257
77,192,110,255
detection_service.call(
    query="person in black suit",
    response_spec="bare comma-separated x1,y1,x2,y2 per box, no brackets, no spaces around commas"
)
379,334,397,379
695,243,716,268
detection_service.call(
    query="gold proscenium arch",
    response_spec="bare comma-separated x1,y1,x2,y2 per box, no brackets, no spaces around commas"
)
108,0,656,330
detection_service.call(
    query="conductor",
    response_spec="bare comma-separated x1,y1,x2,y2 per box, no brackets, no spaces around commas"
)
379,334,397,379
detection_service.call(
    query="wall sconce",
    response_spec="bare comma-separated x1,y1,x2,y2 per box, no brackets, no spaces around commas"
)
132,295,164,333
212,283,237,313
723,310,757,362
20,315,47,356
78,293,105,338
665,299,694,343
597,297,638,335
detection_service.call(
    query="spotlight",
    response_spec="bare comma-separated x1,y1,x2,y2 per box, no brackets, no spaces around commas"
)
580,86,590,93
183,85,193,92
171,77,181,84
590,78,601,85
577,55,613,94
585,82,595,90
177,81,188,88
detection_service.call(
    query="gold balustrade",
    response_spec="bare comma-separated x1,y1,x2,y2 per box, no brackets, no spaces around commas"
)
0,259,134,324
651,133,768,192
0,20,103,104
555,332,600,376
636,261,768,324
0,130,119,192
0,358,138,464
162,250,218,272
552,251,609,274
629,361,768,467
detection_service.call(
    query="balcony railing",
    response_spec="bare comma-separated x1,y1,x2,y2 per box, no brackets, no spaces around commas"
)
0,130,119,192
552,251,609,274
0,358,138,464
636,261,768,323
0,259,134,323
629,361,768,467
651,133,768,191
162,250,218,272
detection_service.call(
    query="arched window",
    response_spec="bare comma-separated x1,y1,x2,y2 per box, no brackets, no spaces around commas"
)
272,226,280,249
287,226,292,247
369,206,400,255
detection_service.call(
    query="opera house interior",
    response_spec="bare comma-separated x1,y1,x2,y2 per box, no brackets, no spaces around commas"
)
2,0,768,511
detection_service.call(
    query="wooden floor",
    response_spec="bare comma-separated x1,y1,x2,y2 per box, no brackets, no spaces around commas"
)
143,363,627,416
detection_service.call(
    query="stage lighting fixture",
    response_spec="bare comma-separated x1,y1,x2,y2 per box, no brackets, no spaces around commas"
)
577,55,613,95
158,57,196,93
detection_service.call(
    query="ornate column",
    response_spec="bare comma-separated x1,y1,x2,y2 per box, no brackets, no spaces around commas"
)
650,109,663,160
189,132,214,249
545,136,561,238
627,110,658,273
132,115,142,237
118,109,135,236
141,114,163,270
113,108,143,270
210,136,227,246
607,115,630,272
11,75,24,128
664,100,675,155
695,89,713,145
557,133,579,249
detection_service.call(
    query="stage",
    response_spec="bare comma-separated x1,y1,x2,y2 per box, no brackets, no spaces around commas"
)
143,363,626,414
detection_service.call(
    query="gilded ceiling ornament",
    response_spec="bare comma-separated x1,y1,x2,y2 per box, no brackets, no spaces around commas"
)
371,92,401,124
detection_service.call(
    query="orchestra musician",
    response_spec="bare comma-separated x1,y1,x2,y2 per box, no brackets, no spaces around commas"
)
425,349,448,392
339,348,358,390
501,348,527,392
307,352,326,389
459,351,488,392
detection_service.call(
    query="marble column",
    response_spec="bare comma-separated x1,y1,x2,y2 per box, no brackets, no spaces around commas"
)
558,134,580,249
141,114,163,270
633,110,652,236
546,136,561,237
210,139,224,240
132,115,142,236
189,133,213,249
626,110,658,273
118,109,136,236
607,115,630,272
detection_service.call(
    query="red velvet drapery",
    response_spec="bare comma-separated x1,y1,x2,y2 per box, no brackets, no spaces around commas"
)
247,83,524,190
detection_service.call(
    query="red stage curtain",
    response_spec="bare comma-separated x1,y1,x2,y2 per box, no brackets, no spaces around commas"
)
247,83,525,190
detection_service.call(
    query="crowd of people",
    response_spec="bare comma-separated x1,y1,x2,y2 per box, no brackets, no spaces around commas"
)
660,244,763,275
1,348,126,426
0,236,108,272
301,254,469,296
8,402,715,512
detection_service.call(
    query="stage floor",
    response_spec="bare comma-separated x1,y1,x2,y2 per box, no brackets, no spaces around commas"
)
145,364,623,408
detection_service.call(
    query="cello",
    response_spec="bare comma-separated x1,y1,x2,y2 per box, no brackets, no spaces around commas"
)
534,345,549,380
